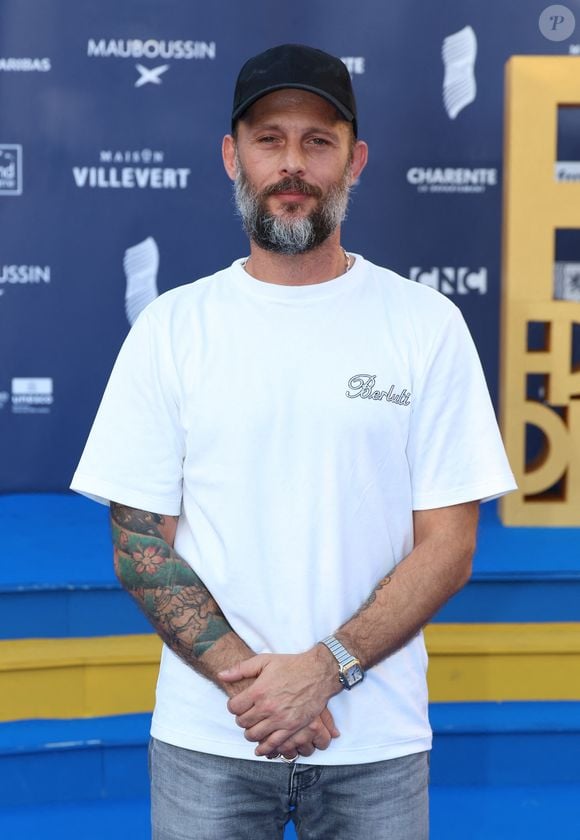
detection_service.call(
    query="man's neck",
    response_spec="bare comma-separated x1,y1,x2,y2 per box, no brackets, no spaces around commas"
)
243,232,349,286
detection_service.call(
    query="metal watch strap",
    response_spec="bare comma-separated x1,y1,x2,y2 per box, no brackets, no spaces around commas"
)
321,635,358,670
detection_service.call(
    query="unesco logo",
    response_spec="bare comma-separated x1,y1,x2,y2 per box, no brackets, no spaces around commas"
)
0,145,23,196
410,267,488,296
11,378,53,415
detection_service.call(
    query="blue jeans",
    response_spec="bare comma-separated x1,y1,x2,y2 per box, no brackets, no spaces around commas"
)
149,737,429,839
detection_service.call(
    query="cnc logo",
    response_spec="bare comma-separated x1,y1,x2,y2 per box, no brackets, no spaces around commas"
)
0,57,51,72
87,38,216,87
346,375,411,406
11,378,53,414
442,26,477,119
554,262,580,300
406,166,498,195
124,237,159,325
0,145,23,195
72,149,191,190
410,267,488,296
0,265,51,298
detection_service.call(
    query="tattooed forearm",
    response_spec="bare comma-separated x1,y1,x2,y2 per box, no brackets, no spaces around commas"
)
111,505,166,538
110,503,235,673
349,570,394,621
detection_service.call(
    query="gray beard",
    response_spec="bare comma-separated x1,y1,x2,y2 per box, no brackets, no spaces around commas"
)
233,162,351,255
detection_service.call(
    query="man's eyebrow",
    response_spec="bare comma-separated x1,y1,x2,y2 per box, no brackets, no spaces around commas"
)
247,122,341,138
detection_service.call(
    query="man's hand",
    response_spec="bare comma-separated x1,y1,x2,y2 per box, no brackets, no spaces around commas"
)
219,646,341,757
218,654,339,759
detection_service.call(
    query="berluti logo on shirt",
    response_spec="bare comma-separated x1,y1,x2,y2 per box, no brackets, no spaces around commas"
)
346,374,411,406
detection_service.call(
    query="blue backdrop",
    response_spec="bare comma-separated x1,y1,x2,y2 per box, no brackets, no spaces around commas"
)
2,0,579,491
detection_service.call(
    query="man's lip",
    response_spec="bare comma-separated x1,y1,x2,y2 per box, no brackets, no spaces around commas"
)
272,191,310,199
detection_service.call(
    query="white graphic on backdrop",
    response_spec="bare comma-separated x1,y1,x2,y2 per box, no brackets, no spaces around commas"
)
406,166,497,194
341,56,365,75
88,39,216,59
554,262,580,300
555,161,580,181
135,64,169,87
0,57,51,72
124,237,160,325
73,149,191,189
87,39,216,87
0,265,50,298
442,26,477,119
11,378,53,414
410,267,487,295
0,145,23,195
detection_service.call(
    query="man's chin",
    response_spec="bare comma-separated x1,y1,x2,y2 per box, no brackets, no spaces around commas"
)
266,195,316,214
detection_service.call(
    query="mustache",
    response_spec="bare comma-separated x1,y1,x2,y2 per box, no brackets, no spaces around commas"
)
262,177,323,199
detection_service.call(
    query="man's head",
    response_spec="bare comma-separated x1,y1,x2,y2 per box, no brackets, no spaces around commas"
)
223,45,368,255
231,44,358,139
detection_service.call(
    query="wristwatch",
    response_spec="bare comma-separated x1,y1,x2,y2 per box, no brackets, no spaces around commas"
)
320,635,364,690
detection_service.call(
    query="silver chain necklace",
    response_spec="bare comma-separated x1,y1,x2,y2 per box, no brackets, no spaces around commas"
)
243,248,353,275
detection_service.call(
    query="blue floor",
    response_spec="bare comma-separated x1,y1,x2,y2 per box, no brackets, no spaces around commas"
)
1,494,579,837
2,495,580,639
1,786,579,839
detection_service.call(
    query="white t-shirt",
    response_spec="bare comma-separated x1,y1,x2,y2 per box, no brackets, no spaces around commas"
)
71,255,516,765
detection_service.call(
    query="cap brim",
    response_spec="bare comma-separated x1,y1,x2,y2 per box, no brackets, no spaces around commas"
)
232,83,356,132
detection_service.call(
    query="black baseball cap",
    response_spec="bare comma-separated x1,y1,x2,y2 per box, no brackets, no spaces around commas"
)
232,44,358,137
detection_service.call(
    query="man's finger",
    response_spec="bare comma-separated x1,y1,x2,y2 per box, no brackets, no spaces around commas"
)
254,729,294,757
219,655,266,683
234,707,275,730
286,725,332,754
226,692,254,716
319,707,340,738
262,716,333,756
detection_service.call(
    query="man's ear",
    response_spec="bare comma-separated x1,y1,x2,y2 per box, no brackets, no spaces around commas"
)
349,140,369,184
222,135,237,181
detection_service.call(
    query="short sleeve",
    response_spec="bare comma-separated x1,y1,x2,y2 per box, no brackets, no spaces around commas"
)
70,309,184,514
407,306,516,509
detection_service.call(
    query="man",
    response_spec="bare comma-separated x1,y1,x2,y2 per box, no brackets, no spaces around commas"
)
72,44,516,839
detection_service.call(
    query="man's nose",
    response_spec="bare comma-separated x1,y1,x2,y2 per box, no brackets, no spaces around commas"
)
279,141,306,177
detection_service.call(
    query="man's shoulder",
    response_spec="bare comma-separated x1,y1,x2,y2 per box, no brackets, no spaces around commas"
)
141,263,236,321
362,258,458,321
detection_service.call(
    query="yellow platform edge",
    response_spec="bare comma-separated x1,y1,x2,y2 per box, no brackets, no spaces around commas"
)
1,624,579,721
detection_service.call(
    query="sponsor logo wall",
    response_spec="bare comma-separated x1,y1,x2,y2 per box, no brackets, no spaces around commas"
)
1,0,579,491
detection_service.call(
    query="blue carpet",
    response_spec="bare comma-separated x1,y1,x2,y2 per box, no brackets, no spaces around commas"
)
1,495,579,637
1,786,579,839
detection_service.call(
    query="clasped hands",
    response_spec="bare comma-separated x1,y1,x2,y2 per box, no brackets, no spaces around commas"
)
219,646,341,760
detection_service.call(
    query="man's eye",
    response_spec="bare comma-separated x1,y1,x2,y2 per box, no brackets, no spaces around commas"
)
310,137,330,146
257,136,277,143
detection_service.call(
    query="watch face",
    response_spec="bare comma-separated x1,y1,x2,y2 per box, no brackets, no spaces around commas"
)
340,661,364,689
